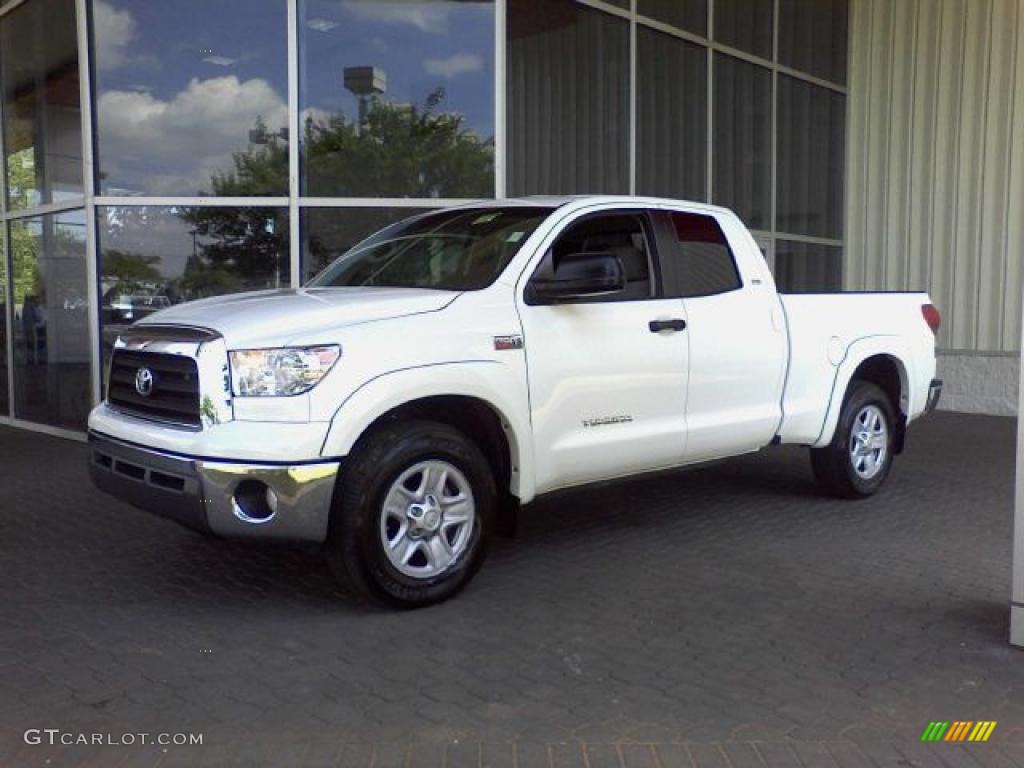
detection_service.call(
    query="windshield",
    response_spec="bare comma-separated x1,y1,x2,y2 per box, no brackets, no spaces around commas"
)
309,207,551,291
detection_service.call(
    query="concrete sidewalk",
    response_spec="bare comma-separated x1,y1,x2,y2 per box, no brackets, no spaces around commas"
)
0,412,1021,767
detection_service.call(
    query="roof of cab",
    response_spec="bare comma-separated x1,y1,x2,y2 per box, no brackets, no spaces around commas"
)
444,195,735,217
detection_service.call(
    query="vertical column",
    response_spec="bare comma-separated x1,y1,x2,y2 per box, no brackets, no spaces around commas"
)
628,0,637,196
1011,299,1024,646
706,0,714,203
76,0,100,408
771,0,780,247
287,0,301,288
2,223,11,421
495,0,506,199
0,7,11,420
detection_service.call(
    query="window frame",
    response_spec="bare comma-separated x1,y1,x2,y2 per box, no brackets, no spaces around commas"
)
300,0,496,199
506,0,631,196
635,24,708,200
91,0,290,198
654,209,744,299
523,209,663,306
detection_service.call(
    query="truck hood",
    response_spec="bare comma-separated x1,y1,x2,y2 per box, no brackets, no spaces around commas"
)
138,287,458,347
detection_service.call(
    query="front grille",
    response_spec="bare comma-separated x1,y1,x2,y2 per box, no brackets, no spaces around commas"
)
108,349,201,427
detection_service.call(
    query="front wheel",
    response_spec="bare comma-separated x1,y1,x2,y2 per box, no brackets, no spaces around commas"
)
326,420,495,608
810,381,896,498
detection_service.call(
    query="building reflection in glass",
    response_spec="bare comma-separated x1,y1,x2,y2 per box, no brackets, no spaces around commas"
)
0,0,82,210
9,210,90,429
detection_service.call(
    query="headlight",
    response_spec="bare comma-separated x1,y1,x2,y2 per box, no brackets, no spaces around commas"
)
229,345,341,397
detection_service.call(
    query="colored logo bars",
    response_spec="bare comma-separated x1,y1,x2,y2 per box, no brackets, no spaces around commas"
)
921,721,997,742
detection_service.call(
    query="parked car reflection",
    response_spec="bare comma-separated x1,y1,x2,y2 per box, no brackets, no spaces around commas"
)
100,283,173,351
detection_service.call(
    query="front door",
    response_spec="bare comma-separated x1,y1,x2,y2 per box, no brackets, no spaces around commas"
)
517,210,690,495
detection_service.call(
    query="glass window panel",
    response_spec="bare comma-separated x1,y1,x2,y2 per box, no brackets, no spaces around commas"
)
777,75,845,239
508,0,629,196
300,0,495,198
714,0,772,59
1,0,83,210
712,55,771,230
92,0,288,196
538,213,654,302
774,240,842,292
10,211,90,429
97,206,289,371
638,0,707,36
779,0,848,84
664,212,742,297
636,27,706,201
302,207,434,283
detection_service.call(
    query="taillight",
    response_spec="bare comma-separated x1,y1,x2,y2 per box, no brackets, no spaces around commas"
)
921,303,941,335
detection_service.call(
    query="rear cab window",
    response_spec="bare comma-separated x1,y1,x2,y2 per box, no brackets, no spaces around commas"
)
657,211,743,298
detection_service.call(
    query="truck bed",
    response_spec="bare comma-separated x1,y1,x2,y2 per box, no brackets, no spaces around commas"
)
777,291,937,445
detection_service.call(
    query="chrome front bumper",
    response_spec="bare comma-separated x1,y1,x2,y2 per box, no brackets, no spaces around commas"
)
88,431,339,542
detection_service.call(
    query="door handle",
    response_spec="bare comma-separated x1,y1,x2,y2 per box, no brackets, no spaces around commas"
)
648,318,687,333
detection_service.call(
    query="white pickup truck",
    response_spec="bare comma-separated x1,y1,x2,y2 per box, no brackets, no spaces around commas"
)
88,196,942,606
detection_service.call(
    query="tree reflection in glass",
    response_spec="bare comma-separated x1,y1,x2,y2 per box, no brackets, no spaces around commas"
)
300,0,495,198
302,89,493,198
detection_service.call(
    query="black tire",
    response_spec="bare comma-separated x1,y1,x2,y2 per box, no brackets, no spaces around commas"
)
326,419,495,608
810,381,896,499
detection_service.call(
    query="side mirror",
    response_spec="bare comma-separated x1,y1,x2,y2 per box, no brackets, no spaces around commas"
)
529,252,626,303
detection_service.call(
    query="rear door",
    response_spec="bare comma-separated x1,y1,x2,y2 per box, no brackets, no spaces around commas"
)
517,208,690,494
655,208,787,461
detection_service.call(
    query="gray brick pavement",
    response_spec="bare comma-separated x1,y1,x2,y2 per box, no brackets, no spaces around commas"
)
0,412,1022,767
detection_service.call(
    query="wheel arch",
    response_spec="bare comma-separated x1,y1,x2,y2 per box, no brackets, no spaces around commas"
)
355,395,515,500
848,353,909,452
320,363,534,502
814,339,914,451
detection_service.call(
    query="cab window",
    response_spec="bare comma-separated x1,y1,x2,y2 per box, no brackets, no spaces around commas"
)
662,211,742,298
530,212,656,302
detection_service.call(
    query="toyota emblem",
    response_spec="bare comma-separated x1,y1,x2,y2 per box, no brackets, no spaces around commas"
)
135,367,154,397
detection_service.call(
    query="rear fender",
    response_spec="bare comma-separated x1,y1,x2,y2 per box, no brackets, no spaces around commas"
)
812,337,914,449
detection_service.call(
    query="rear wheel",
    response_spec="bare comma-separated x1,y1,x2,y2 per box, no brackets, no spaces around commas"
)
811,381,896,498
326,420,495,608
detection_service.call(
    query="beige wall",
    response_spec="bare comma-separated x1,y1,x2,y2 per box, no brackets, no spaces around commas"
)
846,0,1024,358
